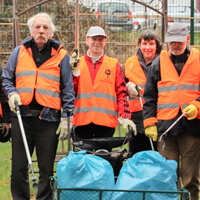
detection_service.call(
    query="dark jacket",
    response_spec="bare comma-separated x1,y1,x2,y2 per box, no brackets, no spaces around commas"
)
2,37,75,122
0,62,11,123
127,49,156,134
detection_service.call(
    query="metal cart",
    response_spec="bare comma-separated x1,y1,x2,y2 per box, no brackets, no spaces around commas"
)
50,176,191,200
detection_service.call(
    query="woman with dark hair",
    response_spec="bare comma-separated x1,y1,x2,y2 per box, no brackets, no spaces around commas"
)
125,29,162,155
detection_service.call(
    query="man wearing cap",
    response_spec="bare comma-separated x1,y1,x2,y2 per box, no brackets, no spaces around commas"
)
142,23,200,200
70,26,136,149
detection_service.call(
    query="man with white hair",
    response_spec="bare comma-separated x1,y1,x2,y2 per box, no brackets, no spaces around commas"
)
2,12,75,200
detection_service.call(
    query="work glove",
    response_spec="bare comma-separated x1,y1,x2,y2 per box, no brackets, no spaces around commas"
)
8,93,22,113
126,82,140,99
118,117,137,136
56,116,73,140
70,51,80,76
183,104,198,120
145,125,158,142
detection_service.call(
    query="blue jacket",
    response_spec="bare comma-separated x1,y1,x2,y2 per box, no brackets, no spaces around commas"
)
2,37,75,122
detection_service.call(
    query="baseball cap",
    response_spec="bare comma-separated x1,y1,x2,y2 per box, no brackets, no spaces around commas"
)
165,23,189,43
86,26,108,38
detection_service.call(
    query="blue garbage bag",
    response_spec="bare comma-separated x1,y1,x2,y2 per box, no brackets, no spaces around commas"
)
111,151,178,200
56,150,115,200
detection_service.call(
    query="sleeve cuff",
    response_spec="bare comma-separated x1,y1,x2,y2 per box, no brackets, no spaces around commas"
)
143,117,158,128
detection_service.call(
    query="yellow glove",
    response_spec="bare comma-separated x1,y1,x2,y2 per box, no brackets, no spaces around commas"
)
56,117,73,140
8,93,22,113
145,125,158,142
126,82,140,99
118,117,137,136
70,51,80,76
183,104,198,120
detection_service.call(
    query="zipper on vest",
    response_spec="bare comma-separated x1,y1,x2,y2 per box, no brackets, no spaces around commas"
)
94,61,97,69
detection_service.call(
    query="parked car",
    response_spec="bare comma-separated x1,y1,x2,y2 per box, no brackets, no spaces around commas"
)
167,5,200,33
95,1,133,31
131,9,159,31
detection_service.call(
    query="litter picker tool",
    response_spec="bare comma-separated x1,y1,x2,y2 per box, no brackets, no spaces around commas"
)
159,112,186,150
73,0,79,66
14,100,38,189
67,113,71,152
135,85,154,151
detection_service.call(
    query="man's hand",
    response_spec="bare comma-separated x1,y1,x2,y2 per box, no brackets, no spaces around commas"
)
70,51,80,76
2,123,11,136
56,117,73,140
8,93,22,113
118,117,137,136
126,82,140,99
183,104,198,120
145,125,158,141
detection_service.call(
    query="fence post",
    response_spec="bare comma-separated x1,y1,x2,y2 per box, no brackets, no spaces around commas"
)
190,0,194,45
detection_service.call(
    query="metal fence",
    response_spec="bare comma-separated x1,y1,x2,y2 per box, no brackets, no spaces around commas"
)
0,0,199,67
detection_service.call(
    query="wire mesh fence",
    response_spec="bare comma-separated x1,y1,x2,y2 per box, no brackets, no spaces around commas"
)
50,176,191,200
0,0,200,67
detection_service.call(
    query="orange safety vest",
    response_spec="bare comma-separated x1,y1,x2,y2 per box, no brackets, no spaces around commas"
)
157,48,200,120
72,55,118,128
15,44,67,110
0,103,3,118
125,55,146,112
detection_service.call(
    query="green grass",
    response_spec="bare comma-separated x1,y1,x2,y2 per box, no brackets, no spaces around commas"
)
0,126,125,200
0,142,12,200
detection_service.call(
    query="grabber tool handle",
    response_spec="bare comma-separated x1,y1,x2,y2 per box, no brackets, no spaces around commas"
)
135,85,141,97
73,49,78,68
14,100,32,166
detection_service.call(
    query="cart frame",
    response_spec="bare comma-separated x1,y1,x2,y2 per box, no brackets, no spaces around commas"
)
50,176,191,200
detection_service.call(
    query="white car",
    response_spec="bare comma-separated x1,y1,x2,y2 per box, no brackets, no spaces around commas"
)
167,5,200,33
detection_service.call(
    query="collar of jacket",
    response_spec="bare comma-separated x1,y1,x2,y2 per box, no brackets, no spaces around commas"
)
21,36,62,52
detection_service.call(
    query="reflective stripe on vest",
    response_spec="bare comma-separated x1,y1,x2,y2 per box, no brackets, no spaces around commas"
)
72,55,118,128
125,55,146,112
16,44,67,110
157,48,200,120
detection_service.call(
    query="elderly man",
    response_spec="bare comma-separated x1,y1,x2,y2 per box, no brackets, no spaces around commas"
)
2,13,74,200
71,26,136,141
143,23,200,200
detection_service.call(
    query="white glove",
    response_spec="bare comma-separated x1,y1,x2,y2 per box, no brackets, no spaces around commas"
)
8,93,22,113
70,51,80,76
118,117,137,136
126,82,139,99
56,116,73,140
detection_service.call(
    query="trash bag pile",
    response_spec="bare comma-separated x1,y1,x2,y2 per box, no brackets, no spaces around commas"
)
56,150,178,200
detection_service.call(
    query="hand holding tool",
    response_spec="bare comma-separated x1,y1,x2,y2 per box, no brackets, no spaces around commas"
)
145,125,158,142
56,116,73,140
126,82,139,98
8,93,22,113
70,50,80,76
182,104,198,120
118,117,137,136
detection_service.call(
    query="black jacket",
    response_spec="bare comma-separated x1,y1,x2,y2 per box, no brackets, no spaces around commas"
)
0,62,11,123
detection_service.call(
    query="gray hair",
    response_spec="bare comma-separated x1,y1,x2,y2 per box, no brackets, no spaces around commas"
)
138,29,162,54
27,12,56,37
